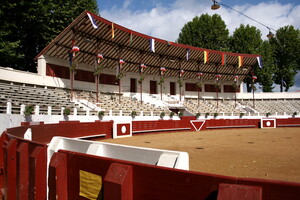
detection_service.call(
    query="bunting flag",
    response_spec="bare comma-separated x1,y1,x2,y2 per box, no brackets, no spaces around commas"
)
87,13,99,29
128,30,133,44
204,51,209,64
186,49,190,61
221,54,227,66
238,56,243,68
150,38,155,53
257,56,263,68
111,23,115,39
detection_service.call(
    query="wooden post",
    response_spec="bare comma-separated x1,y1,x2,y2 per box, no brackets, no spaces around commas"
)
104,163,133,200
4,139,17,199
253,87,255,109
70,70,74,101
49,152,68,200
217,87,219,110
96,75,100,103
17,142,29,200
140,81,142,104
119,79,121,104
198,88,200,107
160,82,163,101
29,146,47,200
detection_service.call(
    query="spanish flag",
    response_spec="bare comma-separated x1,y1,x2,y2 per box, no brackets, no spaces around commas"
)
111,23,115,39
221,53,227,66
238,56,243,68
204,51,209,64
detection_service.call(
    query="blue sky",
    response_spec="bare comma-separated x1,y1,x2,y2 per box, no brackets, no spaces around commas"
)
97,0,300,92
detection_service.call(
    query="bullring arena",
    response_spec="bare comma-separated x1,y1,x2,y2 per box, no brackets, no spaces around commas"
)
1,11,300,200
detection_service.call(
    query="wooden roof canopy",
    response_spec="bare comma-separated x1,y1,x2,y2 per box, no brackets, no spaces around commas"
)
36,10,261,82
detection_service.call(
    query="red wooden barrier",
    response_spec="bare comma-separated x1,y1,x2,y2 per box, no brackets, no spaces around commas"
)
2,118,300,199
29,146,47,200
56,149,238,200
17,142,29,200
49,152,68,200
277,117,300,127
217,183,262,200
104,163,133,200
19,120,114,143
238,178,300,200
4,139,17,199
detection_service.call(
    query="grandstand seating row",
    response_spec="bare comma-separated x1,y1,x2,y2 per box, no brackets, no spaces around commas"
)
1,80,300,117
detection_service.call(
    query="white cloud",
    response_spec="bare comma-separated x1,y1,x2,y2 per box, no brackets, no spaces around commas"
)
101,0,300,42
101,0,300,92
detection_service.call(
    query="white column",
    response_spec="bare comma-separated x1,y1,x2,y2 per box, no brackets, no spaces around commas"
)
86,109,90,116
119,110,122,116
6,102,12,114
35,105,39,115
109,110,112,117
140,111,143,116
20,104,25,115
48,106,52,115
61,107,65,115
73,108,77,116
37,55,47,76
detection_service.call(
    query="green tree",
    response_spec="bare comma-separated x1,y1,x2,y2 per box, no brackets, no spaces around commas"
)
0,0,98,72
256,41,275,92
269,25,300,92
177,14,229,51
229,24,263,92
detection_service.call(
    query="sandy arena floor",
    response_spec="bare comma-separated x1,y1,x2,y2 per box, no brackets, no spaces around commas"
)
103,128,300,183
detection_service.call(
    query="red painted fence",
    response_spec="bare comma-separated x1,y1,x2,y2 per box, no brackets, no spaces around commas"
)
1,117,300,199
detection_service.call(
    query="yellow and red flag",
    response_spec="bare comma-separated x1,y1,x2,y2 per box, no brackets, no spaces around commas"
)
238,56,243,68
111,23,115,39
204,51,209,64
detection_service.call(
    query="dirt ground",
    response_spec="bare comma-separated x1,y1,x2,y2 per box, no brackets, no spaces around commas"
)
103,128,300,183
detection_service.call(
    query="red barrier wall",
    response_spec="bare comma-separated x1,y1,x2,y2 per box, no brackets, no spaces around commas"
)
276,117,300,127
0,133,47,200
49,149,300,200
20,120,114,143
2,117,300,199
132,119,193,133
56,149,237,200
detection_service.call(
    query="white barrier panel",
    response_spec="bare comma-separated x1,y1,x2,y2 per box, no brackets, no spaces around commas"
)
48,136,189,170
24,128,32,140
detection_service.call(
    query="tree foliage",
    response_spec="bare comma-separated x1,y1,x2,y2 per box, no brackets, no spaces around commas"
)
256,41,275,92
177,14,229,51
269,25,300,92
0,0,98,72
229,24,263,92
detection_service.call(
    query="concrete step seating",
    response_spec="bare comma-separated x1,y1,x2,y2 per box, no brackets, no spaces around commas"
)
0,81,87,115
